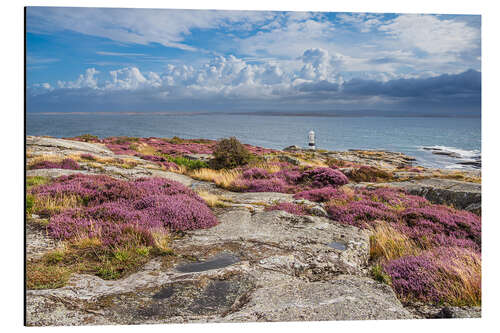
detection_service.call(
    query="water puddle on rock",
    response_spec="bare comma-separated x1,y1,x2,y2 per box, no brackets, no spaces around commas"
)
328,241,347,251
175,253,240,273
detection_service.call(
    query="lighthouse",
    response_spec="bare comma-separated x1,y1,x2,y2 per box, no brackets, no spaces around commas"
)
308,130,316,150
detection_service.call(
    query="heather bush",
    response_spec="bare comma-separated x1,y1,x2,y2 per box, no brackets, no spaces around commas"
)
293,187,347,203
265,202,309,216
242,167,270,179
29,158,80,170
383,247,481,305
231,177,289,193
211,137,252,169
29,175,217,248
298,167,349,188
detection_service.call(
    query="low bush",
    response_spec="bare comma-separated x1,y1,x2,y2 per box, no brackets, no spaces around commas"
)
211,137,252,169
30,175,218,248
383,247,481,306
29,158,80,170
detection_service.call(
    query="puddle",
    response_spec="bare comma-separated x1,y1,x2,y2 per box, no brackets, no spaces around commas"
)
175,253,240,273
328,241,347,251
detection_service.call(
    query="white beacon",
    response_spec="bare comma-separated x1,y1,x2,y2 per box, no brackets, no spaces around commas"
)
308,130,316,150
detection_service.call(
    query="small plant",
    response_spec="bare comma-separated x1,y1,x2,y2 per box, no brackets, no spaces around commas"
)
211,137,252,169
371,264,392,285
26,194,34,214
26,263,71,289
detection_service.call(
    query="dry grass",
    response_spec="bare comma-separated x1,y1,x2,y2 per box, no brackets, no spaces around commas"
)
26,262,71,289
248,159,283,173
31,194,82,216
370,223,423,262
27,154,65,167
442,249,482,305
132,143,157,155
189,168,242,189
151,230,173,254
196,191,231,207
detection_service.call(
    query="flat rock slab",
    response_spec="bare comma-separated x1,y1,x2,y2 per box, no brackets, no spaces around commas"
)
224,273,414,322
27,136,114,155
178,209,370,278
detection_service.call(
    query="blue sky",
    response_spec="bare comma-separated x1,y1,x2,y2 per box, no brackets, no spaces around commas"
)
26,7,481,115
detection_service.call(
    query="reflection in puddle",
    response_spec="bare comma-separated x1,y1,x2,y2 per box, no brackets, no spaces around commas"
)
175,253,240,273
328,241,347,251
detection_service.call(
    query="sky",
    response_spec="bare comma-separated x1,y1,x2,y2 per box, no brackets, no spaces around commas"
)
26,7,481,115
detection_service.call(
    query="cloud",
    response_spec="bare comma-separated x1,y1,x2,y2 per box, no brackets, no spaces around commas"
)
378,14,480,54
27,49,480,114
27,7,276,51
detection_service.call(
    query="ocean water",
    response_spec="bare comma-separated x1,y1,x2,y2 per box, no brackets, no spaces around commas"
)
26,113,481,170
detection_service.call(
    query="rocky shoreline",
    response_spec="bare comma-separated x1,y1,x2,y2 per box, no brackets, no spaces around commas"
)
25,136,481,326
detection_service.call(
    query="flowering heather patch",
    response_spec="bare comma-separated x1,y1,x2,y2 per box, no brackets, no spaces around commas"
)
29,174,217,247
29,158,80,170
298,167,349,188
400,205,481,250
31,174,202,205
293,187,348,203
232,177,289,193
231,166,348,194
67,135,276,157
265,202,309,216
242,167,271,179
383,247,481,305
49,194,217,246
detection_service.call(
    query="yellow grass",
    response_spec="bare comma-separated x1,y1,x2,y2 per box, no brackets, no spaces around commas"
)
196,191,230,207
369,223,423,262
151,230,172,253
442,248,482,305
133,143,158,155
27,154,65,167
189,168,242,189
31,194,82,215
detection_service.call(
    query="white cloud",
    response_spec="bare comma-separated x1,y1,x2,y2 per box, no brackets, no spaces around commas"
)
27,7,276,51
378,14,480,54
58,68,100,89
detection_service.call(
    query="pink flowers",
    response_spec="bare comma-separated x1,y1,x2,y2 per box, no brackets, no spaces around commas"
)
67,136,276,157
265,202,308,216
232,166,349,194
383,247,481,305
298,167,349,188
30,174,218,247
293,187,347,202
29,158,81,170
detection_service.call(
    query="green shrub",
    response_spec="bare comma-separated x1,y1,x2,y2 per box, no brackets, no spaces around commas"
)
26,176,50,189
165,155,208,170
371,264,392,285
211,137,252,169
26,194,34,214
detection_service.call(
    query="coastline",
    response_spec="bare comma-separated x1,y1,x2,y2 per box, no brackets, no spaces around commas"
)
25,135,481,325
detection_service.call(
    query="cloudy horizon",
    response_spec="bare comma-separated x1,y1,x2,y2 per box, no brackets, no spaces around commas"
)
26,7,481,115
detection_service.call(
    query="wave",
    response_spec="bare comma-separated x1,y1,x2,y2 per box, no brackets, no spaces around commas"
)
420,145,480,160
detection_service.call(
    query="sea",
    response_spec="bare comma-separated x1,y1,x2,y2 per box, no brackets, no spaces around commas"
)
26,113,481,170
